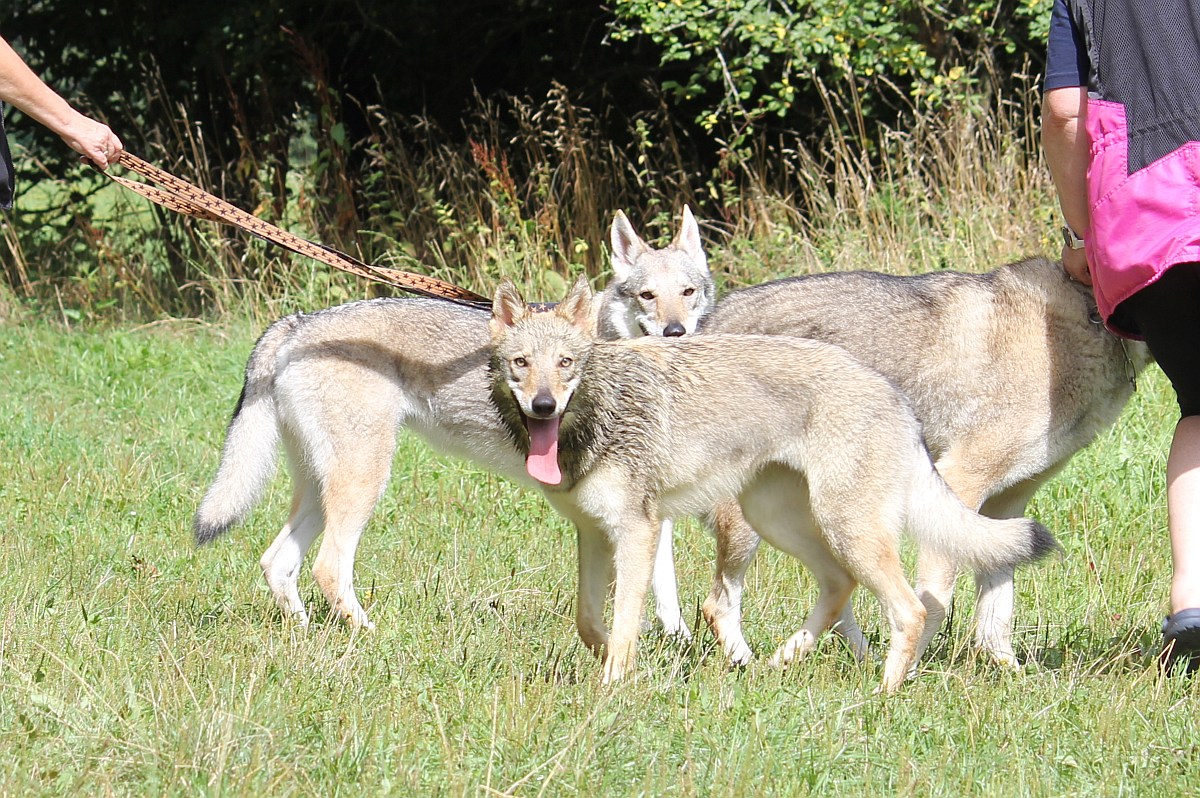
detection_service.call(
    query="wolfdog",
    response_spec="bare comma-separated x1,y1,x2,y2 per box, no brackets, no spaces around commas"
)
489,277,1057,691
689,255,1153,670
193,209,715,631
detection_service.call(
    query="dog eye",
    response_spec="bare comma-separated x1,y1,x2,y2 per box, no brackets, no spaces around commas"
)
639,291,655,301
513,357,528,368
682,287,695,297
559,357,573,368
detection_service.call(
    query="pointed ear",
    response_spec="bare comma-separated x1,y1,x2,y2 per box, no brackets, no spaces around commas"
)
557,275,595,333
672,205,707,270
490,280,527,337
609,210,645,282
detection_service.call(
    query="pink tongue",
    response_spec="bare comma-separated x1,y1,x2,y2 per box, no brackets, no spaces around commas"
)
525,416,562,485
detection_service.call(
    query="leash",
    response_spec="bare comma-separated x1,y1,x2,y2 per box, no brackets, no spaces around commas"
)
91,151,493,308
1089,307,1139,392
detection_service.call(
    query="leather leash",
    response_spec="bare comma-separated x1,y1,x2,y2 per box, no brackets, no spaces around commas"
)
92,151,493,308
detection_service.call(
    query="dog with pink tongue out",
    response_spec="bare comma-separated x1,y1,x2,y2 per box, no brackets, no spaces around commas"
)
526,416,563,484
487,276,1057,691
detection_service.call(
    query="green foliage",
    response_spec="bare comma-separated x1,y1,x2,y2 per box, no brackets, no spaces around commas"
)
3,76,1056,319
0,0,1064,319
1,0,633,317
610,0,1054,127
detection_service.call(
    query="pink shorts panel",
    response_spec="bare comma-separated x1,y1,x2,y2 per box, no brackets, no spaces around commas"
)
1085,99,1200,330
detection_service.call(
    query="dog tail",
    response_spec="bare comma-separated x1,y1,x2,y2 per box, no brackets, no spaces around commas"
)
907,462,1060,573
193,317,295,545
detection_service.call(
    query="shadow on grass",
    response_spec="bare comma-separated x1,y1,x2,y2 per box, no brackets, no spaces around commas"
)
921,615,1162,678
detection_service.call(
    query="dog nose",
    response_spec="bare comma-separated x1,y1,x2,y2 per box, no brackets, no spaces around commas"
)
531,393,557,417
662,321,686,337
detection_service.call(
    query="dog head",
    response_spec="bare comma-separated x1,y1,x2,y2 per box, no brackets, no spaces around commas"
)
605,205,715,338
490,276,595,485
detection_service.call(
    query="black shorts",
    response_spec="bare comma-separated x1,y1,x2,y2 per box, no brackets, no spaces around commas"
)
1111,262,1200,418
0,110,13,209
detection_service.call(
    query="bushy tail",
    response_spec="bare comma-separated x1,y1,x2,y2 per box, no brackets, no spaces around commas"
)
193,318,295,545
907,464,1060,573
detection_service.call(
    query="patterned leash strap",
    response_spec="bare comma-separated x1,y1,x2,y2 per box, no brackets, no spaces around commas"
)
93,151,493,308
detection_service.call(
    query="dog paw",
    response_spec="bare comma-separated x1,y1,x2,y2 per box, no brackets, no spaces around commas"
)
600,658,630,685
354,613,377,632
660,618,693,643
337,604,375,631
978,641,1020,669
724,638,754,667
278,605,310,628
768,630,818,669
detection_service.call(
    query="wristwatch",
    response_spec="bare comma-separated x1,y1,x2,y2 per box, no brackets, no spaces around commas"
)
1061,225,1085,250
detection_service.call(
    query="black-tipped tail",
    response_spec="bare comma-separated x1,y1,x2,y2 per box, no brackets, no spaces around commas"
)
1027,520,1062,563
194,517,234,546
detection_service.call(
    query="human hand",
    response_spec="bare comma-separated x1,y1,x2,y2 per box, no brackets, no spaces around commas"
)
1061,245,1092,286
58,111,123,169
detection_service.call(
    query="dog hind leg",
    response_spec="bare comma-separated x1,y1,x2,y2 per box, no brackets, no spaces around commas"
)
911,551,958,669
973,567,1018,665
793,482,924,692
815,506,927,692
911,453,999,667
855,552,927,693
767,557,857,672
739,472,867,674
706,497,871,665
972,479,1044,666
309,432,396,630
260,454,324,625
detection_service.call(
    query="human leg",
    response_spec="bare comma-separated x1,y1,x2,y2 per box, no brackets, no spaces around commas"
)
1167,416,1200,614
1112,263,1200,669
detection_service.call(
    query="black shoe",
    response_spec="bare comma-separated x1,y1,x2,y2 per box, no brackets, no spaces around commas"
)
1160,608,1200,674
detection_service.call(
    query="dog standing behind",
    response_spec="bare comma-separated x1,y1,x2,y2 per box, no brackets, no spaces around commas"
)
688,255,1153,670
193,209,715,632
489,277,1058,692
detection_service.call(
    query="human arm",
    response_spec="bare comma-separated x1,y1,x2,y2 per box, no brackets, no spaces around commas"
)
1041,0,1091,284
1042,87,1091,285
0,35,122,168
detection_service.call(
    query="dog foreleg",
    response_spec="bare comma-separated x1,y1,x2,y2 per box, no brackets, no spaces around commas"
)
574,518,615,657
972,481,1043,668
973,566,1018,667
602,513,660,684
651,519,692,640
702,499,761,665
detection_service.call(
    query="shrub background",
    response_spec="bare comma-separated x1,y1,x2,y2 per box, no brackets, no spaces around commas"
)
3,0,1056,318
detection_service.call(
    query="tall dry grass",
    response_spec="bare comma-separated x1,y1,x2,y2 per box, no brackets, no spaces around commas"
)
1,67,1060,320
707,65,1057,288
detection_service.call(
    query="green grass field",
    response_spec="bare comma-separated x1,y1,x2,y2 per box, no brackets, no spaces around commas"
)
0,279,1197,797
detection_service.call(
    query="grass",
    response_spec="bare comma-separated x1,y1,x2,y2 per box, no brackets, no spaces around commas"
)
1,79,1196,794
1,256,1198,797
